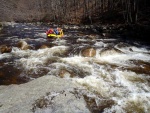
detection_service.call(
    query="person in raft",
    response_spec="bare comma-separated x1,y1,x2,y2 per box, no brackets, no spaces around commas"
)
46,28,62,35
46,28,54,34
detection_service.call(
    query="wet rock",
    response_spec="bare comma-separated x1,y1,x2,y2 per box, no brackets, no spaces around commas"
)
124,60,150,75
81,47,96,57
0,76,90,113
100,48,123,57
129,48,133,52
33,90,91,113
17,40,31,50
84,95,115,113
59,69,74,78
40,45,49,49
0,45,12,54
33,97,50,109
26,67,49,78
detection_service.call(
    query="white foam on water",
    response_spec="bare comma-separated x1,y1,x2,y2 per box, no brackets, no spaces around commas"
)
12,46,68,70
0,53,12,60
95,50,150,67
76,38,87,42
104,38,118,41
65,48,150,112
52,39,67,45
73,76,110,97
61,56,89,65
68,25,80,29
32,38,47,42
131,46,150,53
112,70,149,92
115,43,150,54
11,47,33,57
4,36,20,42
35,33,47,38
24,27,31,30
94,41,105,47
73,63,150,112
104,93,150,113
61,56,93,73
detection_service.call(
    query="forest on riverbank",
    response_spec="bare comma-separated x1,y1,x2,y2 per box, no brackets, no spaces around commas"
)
0,0,150,43
0,0,149,24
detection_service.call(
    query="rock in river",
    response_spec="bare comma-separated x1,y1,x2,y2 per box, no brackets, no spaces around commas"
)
0,45,12,54
18,40,31,50
0,76,91,113
81,47,96,57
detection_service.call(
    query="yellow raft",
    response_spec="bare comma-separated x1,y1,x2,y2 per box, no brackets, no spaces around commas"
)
47,29,64,38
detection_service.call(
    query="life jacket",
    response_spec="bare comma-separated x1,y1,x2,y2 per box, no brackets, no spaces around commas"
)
54,29,59,35
46,29,54,34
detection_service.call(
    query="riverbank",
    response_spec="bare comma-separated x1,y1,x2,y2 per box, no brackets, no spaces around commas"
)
92,23,150,45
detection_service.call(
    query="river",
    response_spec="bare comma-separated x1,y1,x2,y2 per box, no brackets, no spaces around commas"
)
0,22,150,112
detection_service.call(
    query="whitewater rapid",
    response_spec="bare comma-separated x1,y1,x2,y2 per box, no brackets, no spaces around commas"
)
0,22,150,112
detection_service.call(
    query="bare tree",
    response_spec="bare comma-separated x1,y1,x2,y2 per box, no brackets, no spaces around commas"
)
0,0,149,24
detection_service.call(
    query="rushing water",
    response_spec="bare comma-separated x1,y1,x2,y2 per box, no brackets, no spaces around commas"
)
0,22,150,112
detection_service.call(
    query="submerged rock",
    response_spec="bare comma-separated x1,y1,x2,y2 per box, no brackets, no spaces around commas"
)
81,47,96,57
0,45,12,54
17,40,31,50
59,69,71,78
40,45,49,49
59,69,74,78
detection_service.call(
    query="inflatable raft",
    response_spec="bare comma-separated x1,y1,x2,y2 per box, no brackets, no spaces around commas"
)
46,28,64,38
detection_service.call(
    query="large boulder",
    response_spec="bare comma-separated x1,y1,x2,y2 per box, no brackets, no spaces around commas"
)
81,47,96,57
0,76,91,113
0,45,12,54
17,40,30,50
